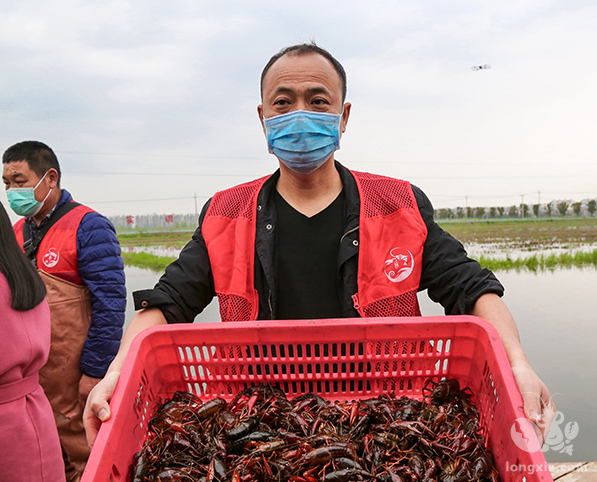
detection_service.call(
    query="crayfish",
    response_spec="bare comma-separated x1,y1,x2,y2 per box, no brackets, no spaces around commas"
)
129,380,499,481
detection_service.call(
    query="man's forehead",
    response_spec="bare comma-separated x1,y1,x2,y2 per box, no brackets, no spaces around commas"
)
263,53,342,92
2,160,33,178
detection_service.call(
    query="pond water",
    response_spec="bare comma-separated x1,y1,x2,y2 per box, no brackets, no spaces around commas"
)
122,245,183,257
123,265,597,463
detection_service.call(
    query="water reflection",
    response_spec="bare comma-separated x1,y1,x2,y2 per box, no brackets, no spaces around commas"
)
124,266,221,327
123,264,596,463
122,245,182,257
126,242,597,267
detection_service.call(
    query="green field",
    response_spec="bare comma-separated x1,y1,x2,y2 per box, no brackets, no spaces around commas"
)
118,218,597,272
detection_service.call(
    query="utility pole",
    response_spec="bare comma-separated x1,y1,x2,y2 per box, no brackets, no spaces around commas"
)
538,190,541,217
194,193,198,218
521,194,524,218
465,196,468,220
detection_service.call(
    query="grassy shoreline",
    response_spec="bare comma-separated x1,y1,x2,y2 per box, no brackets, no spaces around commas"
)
118,218,597,273
121,252,176,273
122,249,597,273
478,249,597,272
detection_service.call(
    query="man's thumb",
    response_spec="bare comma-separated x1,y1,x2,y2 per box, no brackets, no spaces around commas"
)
524,394,542,423
96,404,111,422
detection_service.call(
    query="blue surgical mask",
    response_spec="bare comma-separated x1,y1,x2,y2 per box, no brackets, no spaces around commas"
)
264,110,342,174
7,171,52,217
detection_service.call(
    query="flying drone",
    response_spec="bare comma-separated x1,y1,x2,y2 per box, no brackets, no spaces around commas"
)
471,64,491,71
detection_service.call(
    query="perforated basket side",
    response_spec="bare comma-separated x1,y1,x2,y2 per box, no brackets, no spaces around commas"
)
165,318,482,401
82,328,191,481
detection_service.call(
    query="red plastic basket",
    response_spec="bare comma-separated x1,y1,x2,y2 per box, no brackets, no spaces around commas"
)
82,316,552,482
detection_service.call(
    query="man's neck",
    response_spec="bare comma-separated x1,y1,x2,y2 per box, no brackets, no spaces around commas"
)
276,159,343,218
31,188,62,226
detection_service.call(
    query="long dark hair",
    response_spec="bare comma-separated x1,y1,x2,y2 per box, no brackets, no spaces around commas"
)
0,201,46,310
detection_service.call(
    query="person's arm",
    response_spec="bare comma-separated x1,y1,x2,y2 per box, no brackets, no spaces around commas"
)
471,293,555,443
132,201,216,324
413,186,554,442
413,186,504,314
83,308,166,446
83,202,216,446
76,212,126,407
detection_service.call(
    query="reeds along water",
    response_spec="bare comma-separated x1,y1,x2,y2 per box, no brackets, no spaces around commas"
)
121,251,177,272
121,248,597,274
477,249,597,272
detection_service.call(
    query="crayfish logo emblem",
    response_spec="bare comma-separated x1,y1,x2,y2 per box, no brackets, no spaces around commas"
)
510,398,579,455
384,247,414,283
42,247,60,268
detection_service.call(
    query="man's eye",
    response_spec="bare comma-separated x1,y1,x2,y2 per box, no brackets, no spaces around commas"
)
274,99,290,105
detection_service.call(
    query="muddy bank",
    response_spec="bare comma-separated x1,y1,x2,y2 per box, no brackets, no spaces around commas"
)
439,218,597,245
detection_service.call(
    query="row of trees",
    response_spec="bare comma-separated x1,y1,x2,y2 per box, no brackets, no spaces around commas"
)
435,199,597,220
108,199,596,228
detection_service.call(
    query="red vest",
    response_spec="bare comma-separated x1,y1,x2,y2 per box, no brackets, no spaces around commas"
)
202,170,427,321
14,204,95,286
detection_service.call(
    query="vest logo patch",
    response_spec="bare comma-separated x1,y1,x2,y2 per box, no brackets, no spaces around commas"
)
42,248,60,268
384,247,414,283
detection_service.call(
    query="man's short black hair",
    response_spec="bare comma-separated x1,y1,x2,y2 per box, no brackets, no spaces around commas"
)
260,42,347,103
2,140,61,185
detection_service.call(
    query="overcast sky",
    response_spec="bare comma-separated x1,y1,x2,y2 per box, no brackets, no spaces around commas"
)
1,0,596,220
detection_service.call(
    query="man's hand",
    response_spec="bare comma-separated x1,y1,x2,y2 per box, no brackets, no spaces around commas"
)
83,371,120,447
511,360,555,445
79,374,102,409
471,293,554,445
82,307,169,447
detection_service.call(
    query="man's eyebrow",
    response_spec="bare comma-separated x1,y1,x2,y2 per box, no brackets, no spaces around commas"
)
271,85,333,97
306,86,332,96
272,86,295,96
2,172,23,181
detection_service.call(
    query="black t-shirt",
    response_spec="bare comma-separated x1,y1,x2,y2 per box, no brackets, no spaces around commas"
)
274,190,345,319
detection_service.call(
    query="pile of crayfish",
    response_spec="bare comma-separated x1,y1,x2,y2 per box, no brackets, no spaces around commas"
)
130,379,499,481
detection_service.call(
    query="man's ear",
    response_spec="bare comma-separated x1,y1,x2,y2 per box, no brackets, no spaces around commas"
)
46,168,59,189
340,102,352,134
257,105,266,134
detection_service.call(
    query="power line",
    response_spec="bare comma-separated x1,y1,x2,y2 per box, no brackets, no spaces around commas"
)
80,190,594,207
431,190,594,199
65,170,595,181
59,151,267,161
81,195,208,204
68,171,260,178
52,150,596,170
